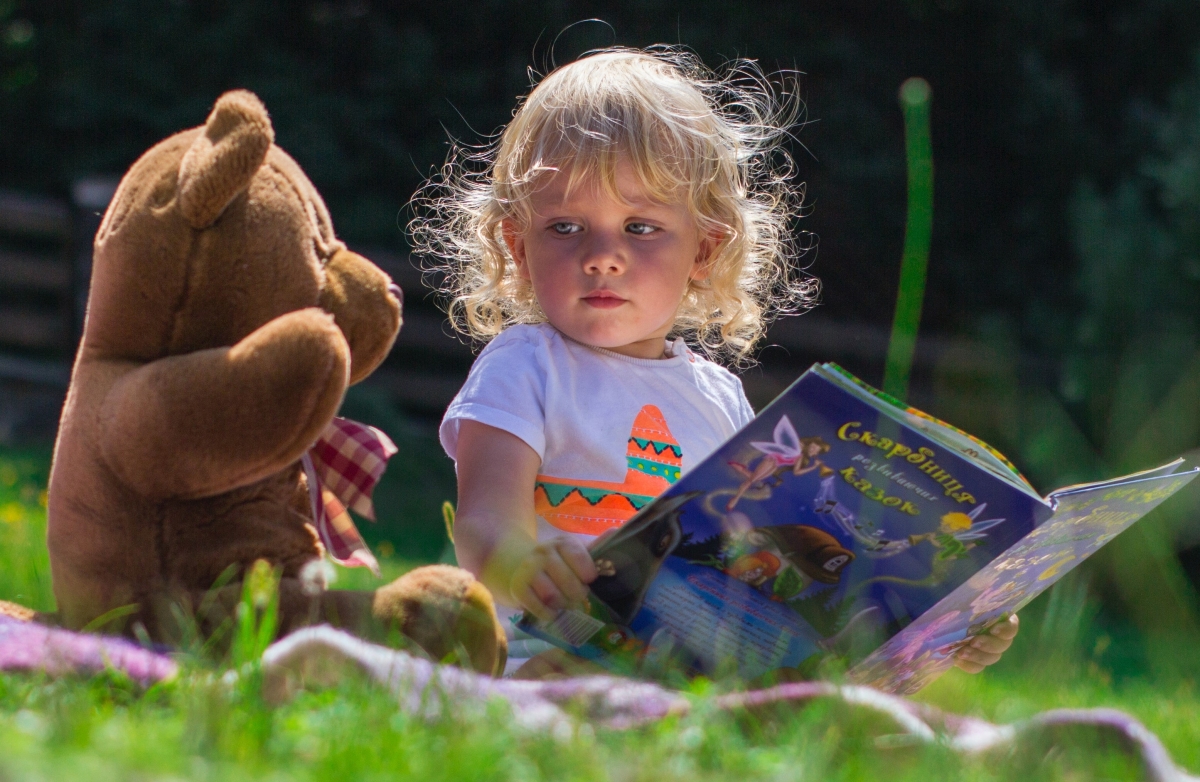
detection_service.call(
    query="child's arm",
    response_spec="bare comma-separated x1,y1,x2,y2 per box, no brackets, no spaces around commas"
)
453,420,598,621
953,614,1019,673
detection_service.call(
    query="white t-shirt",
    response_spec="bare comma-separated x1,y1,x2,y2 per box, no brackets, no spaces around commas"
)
440,323,756,546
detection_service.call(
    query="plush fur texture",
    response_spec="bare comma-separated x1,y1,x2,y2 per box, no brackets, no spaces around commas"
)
39,90,506,675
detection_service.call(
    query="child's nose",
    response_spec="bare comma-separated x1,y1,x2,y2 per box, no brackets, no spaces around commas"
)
582,234,626,275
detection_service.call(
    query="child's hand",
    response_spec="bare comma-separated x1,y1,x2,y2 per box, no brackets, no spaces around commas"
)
954,614,1019,673
510,537,599,621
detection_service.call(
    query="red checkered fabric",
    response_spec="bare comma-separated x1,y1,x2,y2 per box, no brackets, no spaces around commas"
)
301,417,398,576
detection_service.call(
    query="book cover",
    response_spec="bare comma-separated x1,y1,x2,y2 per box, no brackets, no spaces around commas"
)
518,364,1197,691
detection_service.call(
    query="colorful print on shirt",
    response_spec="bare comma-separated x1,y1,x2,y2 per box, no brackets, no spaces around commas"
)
534,405,682,536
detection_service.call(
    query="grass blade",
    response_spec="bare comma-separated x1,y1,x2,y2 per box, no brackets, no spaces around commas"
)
883,77,934,401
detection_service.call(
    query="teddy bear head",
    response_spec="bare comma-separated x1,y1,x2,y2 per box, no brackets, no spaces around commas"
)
81,89,400,382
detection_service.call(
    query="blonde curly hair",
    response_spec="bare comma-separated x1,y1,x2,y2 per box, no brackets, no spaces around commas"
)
410,47,817,361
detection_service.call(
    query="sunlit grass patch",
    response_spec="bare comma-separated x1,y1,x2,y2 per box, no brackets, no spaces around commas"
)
3,663,1187,782
0,445,1197,780
0,445,53,613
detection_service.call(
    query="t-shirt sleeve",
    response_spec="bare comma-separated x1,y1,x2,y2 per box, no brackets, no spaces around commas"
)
439,333,547,462
733,381,756,428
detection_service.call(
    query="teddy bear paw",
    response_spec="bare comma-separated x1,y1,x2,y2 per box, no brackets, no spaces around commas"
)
372,565,507,677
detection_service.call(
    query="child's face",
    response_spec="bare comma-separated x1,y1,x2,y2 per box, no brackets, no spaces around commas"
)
503,159,712,359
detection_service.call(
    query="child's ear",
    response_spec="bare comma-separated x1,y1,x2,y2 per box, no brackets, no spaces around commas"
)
690,230,724,281
501,218,531,280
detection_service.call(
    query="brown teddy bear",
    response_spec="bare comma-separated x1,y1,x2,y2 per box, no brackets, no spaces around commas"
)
18,90,505,674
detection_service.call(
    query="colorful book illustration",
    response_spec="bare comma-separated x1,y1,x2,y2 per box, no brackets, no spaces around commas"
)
518,363,1199,694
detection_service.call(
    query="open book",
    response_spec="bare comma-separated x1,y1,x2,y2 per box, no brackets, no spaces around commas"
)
518,364,1198,694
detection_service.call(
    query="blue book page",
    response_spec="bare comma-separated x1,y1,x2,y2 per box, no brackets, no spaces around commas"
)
848,467,1197,694
523,369,1051,681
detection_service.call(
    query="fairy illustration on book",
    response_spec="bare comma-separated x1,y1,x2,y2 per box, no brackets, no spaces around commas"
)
726,416,835,511
816,476,1005,562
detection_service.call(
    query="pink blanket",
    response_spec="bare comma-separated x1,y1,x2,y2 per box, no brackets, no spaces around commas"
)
0,615,178,685
1,617,1193,780
263,627,1197,781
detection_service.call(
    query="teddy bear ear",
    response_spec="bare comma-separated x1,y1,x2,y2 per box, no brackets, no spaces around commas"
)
177,90,274,229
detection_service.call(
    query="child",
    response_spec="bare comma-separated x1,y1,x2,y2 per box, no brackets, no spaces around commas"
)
413,47,1016,676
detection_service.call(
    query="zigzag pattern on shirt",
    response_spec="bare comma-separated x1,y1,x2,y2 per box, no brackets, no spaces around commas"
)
534,405,683,536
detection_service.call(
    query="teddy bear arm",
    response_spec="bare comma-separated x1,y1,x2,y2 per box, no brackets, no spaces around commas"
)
99,308,350,500
319,249,402,384
139,566,505,675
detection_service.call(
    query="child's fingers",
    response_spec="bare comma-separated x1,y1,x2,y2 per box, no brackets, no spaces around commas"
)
512,576,557,622
950,614,1017,676
556,539,600,583
953,615,1019,674
989,614,1020,640
969,631,1013,655
543,548,591,605
528,571,567,610
955,644,1003,669
520,571,570,621
953,656,986,674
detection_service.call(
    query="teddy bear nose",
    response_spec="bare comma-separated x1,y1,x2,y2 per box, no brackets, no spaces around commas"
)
388,282,404,307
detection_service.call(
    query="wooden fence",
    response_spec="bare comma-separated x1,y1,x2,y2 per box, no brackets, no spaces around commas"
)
0,185,1008,415
0,190,73,359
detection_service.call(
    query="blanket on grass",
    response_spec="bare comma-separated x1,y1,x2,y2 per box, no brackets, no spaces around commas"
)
0,614,177,685
0,617,1193,780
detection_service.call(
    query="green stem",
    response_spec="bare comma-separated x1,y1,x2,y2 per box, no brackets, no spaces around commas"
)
882,77,934,401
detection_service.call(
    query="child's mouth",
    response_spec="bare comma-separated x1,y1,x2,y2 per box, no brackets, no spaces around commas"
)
583,291,627,309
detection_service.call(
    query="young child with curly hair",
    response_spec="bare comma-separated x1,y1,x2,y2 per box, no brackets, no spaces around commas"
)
413,47,1016,674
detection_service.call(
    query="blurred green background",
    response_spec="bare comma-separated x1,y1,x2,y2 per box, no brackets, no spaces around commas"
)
2,0,1199,679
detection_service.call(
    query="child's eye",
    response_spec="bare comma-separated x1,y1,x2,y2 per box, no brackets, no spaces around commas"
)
549,222,582,235
626,222,659,236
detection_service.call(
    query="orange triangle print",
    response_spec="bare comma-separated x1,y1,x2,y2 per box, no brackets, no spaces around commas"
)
536,405,684,536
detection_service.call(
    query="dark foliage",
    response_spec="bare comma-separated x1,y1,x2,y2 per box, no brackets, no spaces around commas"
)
3,0,1199,334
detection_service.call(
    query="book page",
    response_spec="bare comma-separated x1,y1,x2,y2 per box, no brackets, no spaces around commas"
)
1048,458,1185,500
847,467,1198,694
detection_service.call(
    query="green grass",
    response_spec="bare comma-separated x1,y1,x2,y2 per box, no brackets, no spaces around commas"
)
0,444,54,613
1,445,1198,781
